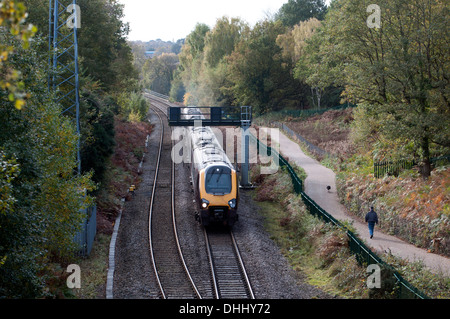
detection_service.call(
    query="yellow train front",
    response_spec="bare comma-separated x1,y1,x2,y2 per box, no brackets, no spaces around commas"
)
190,125,239,227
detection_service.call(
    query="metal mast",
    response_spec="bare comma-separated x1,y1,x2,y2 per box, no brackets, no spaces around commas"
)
240,106,252,188
48,0,81,174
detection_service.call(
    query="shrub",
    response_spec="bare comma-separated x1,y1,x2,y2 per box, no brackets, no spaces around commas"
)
0,33,95,298
117,91,148,122
80,92,116,184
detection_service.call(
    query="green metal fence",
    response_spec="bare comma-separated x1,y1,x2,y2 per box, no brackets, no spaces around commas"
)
251,133,429,299
374,159,416,178
261,104,356,120
432,155,450,167
74,205,97,257
374,155,450,178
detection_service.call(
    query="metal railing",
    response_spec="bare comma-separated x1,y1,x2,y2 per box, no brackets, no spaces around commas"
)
146,89,170,100
261,104,356,120
374,159,415,178
274,120,448,181
374,155,449,178
250,133,429,299
74,205,97,257
273,122,331,158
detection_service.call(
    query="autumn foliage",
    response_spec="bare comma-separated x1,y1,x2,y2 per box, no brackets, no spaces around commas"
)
338,168,450,256
96,116,152,234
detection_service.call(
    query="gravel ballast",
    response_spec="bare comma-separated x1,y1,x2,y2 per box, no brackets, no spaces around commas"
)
111,107,332,299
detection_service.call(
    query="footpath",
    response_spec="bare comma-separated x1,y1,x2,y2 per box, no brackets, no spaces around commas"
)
271,129,450,277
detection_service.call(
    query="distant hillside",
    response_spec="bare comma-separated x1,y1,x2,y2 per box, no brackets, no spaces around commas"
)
137,39,183,52
129,39,184,70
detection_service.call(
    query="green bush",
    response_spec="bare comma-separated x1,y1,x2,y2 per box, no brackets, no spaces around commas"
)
0,32,94,298
117,91,149,122
80,92,116,185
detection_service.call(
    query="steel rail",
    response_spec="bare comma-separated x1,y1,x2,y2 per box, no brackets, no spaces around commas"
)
147,104,166,299
230,231,255,299
204,228,255,299
203,228,220,299
147,91,255,299
171,131,202,299
147,98,201,299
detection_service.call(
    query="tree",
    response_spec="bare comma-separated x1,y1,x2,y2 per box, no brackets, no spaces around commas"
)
312,0,449,177
277,17,339,108
197,17,248,106
226,20,306,114
0,0,37,109
169,73,185,103
117,91,149,122
204,17,248,68
22,0,138,93
0,33,94,297
185,23,210,60
22,0,138,185
276,0,327,27
77,0,138,92
277,18,322,64
80,91,116,184
143,53,179,95
178,23,210,104
0,1,97,297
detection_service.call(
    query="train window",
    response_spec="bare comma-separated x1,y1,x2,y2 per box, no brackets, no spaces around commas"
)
205,166,232,195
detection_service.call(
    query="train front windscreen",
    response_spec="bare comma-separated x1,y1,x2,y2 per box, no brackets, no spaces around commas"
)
205,166,232,195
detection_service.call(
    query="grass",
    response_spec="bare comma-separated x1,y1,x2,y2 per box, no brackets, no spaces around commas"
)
41,233,111,299
271,107,450,258
252,160,450,299
336,164,450,256
254,107,450,298
251,165,369,299
73,234,110,299
55,116,152,299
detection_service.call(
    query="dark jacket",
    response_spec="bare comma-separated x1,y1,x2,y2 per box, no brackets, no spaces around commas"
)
365,209,378,224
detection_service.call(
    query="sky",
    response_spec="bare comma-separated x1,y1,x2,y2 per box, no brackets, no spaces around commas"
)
118,0,291,42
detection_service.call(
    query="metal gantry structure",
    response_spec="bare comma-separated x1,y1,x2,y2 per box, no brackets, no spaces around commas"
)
168,105,253,188
48,0,81,174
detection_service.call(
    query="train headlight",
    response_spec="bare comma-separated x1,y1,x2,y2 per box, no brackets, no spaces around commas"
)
201,199,209,209
228,198,236,209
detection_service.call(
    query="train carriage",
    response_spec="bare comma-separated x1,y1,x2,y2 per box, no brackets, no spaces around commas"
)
188,119,239,227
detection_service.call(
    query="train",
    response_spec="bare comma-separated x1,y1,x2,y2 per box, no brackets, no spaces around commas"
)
183,107,240,227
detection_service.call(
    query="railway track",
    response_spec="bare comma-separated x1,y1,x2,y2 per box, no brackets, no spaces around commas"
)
145,92,254,299
147,99,201,299
205,228,255,299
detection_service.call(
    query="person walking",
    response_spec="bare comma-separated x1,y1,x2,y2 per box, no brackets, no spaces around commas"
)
365,206,378,239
